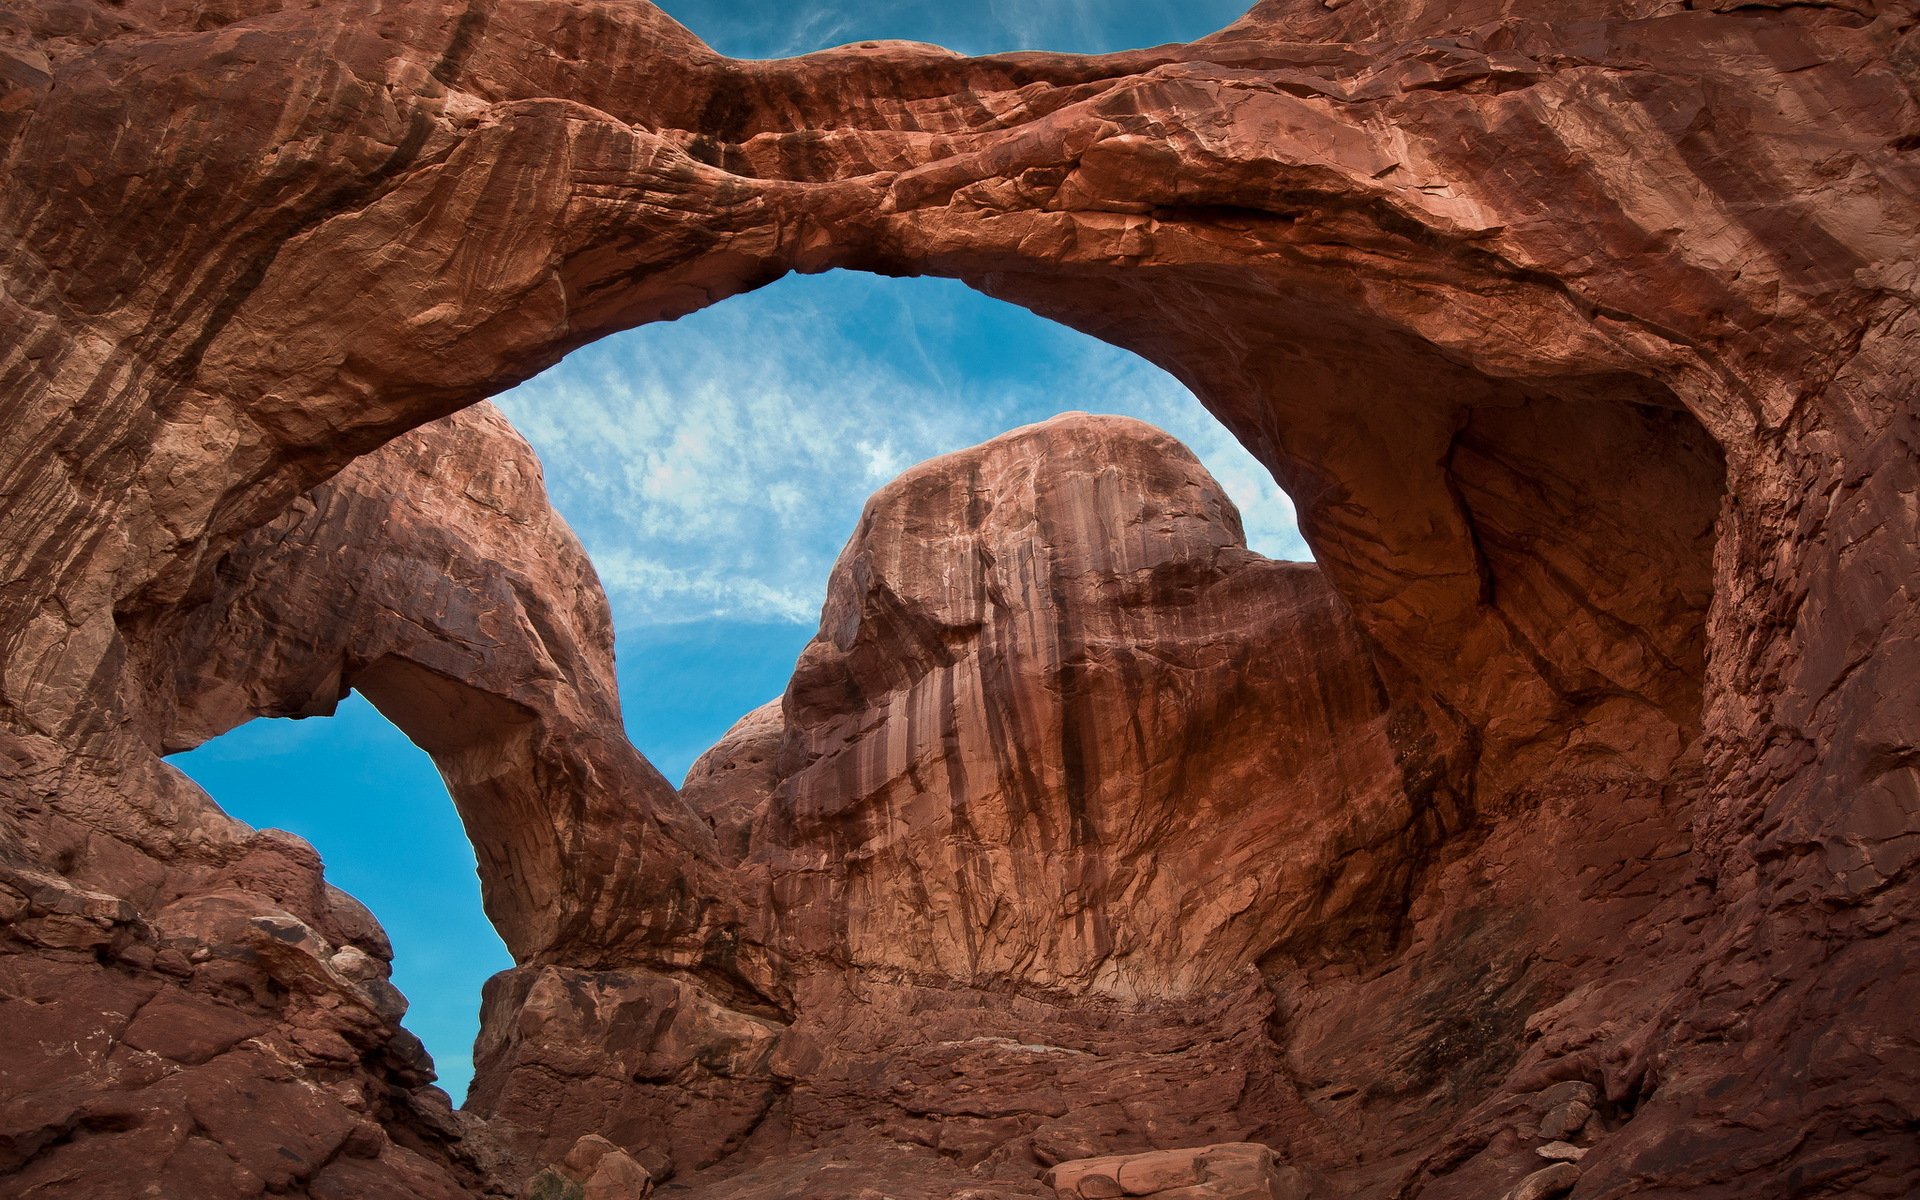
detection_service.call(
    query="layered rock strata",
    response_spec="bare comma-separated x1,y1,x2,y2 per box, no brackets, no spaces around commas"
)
1,0,1916,1197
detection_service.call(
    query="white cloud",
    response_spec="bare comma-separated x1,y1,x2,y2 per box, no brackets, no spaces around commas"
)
588,547,821,624
856,439,908,481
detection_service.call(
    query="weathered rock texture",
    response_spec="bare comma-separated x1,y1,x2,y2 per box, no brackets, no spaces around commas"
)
0,398,766,1195
686,414,1415,998
133,401,739,968
659,415,1415,1194
1,0,1917,1196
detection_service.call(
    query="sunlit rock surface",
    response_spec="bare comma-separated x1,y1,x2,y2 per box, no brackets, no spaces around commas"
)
686,414,1413,998
664,414,1413,1193
2,0,1916,1196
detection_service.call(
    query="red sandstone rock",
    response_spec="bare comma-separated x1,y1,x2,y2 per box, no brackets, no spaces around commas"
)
1501,1162,1582,1200
667,416,1388,1191
1,0,1916,1197
0,402,764,1195
685,414,1414,997
528,1134,655,1200
134,403,778,1186
135,402,741,968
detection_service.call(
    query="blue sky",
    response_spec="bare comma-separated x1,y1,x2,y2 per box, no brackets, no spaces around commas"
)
660,0,1250,57
170,1,1279,1104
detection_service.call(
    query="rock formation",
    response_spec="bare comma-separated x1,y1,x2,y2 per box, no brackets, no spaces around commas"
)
661,414,1416,1195
684,414,1418,998
2,0,1917,1196
134,402,739,969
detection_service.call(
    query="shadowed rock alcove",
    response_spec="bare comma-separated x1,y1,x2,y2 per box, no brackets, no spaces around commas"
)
2,1,1915,1198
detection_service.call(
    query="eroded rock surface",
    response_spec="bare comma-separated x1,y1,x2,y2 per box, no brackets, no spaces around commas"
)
659,415,1404,1194
2,0,1917,1197
684,414,1418,998
0,402,766,1195
134,402,739,967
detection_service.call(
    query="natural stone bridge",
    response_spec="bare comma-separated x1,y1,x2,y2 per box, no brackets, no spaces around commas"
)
0,0,1914,1196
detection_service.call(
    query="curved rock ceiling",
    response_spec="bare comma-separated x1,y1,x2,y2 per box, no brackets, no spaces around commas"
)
1,0,1916,1197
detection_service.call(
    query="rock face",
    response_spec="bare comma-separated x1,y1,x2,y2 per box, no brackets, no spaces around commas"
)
0,397,784,1195
133,402,739,968
685,414,1418,998
661,415,1413,1193
0,405,633,1197
2,0,1917,1198
133,401,793,1192
124,402,779,1184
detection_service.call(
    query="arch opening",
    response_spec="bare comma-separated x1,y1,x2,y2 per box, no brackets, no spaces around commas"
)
450,249,1734,1187
492,269,1313,785
167,696,511,1103
143,242,1729,1189
110,145,1734,1186
139,265,1323,1131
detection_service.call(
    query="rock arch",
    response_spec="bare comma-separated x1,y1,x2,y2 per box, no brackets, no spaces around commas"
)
1,0,1914,1196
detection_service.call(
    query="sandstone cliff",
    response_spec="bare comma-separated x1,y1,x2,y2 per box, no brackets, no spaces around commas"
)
2,0,1916,1197
685,413,1417,998
657,413,1418,1192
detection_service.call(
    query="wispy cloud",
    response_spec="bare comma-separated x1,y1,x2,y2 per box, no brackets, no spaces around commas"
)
985,0,1100,54
589,549,822,625
494,272,1308,636
763,8,864,58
